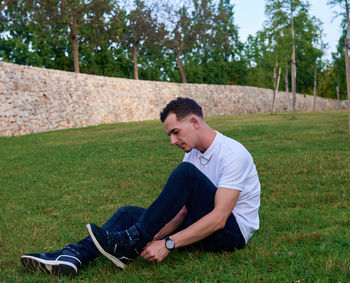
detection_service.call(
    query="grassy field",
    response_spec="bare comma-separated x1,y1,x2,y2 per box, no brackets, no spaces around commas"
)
0,110,349,282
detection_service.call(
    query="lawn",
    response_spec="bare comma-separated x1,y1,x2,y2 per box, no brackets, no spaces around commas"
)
0,110,349,282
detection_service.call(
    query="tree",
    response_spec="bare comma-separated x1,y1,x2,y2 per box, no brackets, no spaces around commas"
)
318,62,338,99
0,0,10,11
328,0,350,132
244,31,275,89
312,60,317,111
332,32,347,100
30,0,113,73
0,0,256,84
265,0,304,119
290,6,297,119
246,0,325,117
164,4,194,83
192,0,244,85
184,0,215,83
137,20,168,81
0,0,40,65
164,0,216,83
78,0,120,76
114,0,163,80
272,62,282,114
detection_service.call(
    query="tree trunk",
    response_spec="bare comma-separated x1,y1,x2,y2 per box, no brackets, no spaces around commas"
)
177,52,187,83
176,41,187,83
132,45,139,80
336,84,340,109
285,67,290,109
272,64,281,115
276,67,281,111
313,62,317,111
272,63,277,114
291,14,297,119
345,0,350,133
70,14,79,73
72,33,79,73
345,35,350,133
0,0,10,12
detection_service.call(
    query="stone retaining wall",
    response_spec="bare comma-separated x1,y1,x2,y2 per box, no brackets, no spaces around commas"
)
0,61,346,136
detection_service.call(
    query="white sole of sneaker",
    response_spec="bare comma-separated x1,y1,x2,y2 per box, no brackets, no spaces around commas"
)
20,255,78,276
86,224,126,269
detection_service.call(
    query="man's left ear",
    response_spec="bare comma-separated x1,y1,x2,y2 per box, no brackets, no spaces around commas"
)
189,116,200,129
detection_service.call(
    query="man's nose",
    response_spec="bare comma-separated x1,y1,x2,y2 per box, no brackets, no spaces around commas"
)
170,135,177,145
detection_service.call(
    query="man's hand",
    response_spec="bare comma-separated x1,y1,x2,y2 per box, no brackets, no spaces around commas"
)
140,240,171,262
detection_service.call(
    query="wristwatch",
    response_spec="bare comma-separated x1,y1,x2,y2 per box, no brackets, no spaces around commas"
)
165,236,175,250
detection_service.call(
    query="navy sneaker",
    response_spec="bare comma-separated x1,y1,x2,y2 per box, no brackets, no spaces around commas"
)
20,248,81,276
86,223,141,269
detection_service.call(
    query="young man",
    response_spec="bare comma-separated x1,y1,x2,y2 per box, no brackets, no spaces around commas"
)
21,97,261,276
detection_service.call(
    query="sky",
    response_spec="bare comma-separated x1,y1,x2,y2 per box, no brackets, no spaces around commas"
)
234,0,343,60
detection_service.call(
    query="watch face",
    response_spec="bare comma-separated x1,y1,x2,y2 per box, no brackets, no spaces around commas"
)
166,238,175,250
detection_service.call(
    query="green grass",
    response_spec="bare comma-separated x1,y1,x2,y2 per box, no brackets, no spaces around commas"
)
1,110,349,282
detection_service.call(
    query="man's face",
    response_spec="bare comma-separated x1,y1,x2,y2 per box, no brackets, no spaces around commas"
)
163,113,197,153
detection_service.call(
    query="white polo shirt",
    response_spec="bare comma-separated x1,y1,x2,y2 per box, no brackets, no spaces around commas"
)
183,131,260,243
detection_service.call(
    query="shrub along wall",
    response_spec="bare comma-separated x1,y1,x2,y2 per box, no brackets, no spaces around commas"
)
0,62,346,136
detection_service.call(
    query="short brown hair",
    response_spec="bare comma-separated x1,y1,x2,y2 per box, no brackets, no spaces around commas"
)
160,97,203,123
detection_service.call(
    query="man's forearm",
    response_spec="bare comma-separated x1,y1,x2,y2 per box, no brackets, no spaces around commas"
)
170,209,228,248
153,206,187,240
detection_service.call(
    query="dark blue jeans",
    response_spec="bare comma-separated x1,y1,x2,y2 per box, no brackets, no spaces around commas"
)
67,162,245,265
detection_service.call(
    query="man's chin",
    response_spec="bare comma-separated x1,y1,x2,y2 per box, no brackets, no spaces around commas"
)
177,144,192,153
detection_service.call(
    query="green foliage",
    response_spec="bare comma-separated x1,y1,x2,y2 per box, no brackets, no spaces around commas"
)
0,0,346,96
327,0,350,23
318,62,339,99
244,32,276,89
187,0,244,85
245,0,325,94
0,111,349,281
113,0,163,79
327,0,349,99
0,0,36,65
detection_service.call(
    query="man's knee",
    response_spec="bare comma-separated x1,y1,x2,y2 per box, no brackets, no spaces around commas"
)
172,162,215,192
114,206,145,216
175,162,198,174
115,206,132,214
171,162,206,183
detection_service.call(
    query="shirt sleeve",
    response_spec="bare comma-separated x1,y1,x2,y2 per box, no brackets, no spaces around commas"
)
218,149,252,191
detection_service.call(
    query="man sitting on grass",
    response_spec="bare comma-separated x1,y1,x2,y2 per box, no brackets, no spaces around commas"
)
21,97,261,276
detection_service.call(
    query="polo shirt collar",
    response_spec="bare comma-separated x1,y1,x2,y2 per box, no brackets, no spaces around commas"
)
199,131,220,163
